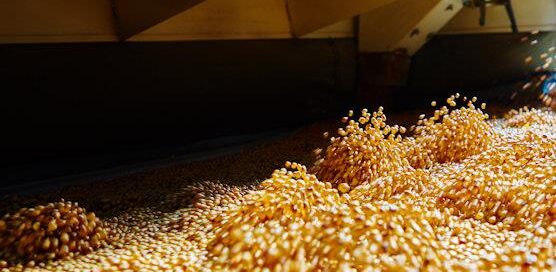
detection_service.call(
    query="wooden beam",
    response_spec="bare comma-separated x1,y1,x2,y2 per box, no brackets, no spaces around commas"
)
359,0,462,54
285,0,397,37
113,0,206,40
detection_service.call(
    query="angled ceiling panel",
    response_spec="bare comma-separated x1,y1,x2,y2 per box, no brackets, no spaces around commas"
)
286,0,396,37
359,0,462,54
113,0,206,40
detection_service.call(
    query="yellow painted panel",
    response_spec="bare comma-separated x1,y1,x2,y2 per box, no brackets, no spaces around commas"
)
114,0,206,40
305,19,355,39
0,0,354,43
441,0,556,34
133,0,354,41
0,0,116,43
135,0,291,40
287,0,396,37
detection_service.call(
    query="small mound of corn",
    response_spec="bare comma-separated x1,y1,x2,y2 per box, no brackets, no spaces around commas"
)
0,201,108,266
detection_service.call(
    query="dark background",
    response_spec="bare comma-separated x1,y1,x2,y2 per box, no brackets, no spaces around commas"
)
1,32,554,187
408,32,555,106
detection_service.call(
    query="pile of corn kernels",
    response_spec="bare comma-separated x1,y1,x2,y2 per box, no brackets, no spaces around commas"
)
1,96,555,271
0,202,108,269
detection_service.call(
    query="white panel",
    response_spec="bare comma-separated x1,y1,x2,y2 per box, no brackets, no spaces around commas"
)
441,0,556,34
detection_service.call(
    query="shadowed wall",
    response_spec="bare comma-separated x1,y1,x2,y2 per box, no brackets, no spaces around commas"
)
0,39,356,186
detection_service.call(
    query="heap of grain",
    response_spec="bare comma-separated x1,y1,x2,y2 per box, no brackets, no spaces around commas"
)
203,96,555,271
313,95,497,191
505,107,556,128
1,95,555,271
406,95,497,167
312,106,411,192
0,201,108,267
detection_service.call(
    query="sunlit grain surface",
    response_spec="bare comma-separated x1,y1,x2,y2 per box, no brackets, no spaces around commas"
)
1,96,555,271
